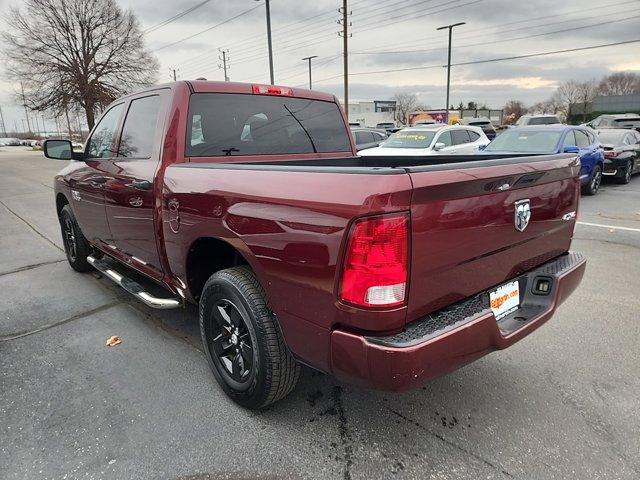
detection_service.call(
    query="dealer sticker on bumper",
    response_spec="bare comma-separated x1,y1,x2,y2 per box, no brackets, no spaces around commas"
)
489,281,520,320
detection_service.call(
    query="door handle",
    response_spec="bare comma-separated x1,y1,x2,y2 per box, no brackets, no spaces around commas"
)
127,179,152,191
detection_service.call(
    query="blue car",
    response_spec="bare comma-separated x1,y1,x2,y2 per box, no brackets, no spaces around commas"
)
483,125,605,195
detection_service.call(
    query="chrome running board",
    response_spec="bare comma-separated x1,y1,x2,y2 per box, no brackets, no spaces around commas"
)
87,255,181,309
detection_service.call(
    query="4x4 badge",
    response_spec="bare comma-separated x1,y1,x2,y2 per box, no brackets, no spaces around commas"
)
514,199,531,232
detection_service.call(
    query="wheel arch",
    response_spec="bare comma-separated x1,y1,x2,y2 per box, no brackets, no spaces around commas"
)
56,192,69,218
185,236,267,302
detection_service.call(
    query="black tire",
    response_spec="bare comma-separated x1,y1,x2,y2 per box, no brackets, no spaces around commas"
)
199,266,300,409
582,164,602,196
615,160,633,184
59,205,93,272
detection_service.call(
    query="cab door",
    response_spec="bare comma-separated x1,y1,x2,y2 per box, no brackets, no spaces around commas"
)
67,103,125,244
101,92,167,280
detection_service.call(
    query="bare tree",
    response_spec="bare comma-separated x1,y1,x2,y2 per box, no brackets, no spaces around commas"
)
529,100,557,115
502,100,527,124
2,0,159,129
551,80,581,121
394,93,418,125
576,80,598,122
598,72,640,96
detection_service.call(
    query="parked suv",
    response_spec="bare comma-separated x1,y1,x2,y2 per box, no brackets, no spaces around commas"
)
359,125,489,156
515,114,562,126
458,117,497,140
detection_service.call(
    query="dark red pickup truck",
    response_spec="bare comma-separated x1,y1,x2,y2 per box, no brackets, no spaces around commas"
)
46,81,586,408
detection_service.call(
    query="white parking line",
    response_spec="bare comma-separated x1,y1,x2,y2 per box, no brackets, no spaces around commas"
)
577,221,640,233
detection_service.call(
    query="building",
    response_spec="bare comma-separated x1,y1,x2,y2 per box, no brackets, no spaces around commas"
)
344,100,397,127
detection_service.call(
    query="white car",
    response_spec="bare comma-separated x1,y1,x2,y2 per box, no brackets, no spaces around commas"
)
359,125,490,156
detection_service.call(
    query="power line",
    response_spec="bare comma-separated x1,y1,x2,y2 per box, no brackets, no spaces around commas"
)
143,0,212,34
151,3,263,52
309,39,640,83
352,12,640,56
351,0,638,55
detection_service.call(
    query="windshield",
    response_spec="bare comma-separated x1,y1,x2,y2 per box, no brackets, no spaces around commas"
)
381,130,436,149
485,130,562,153
186,93,351,156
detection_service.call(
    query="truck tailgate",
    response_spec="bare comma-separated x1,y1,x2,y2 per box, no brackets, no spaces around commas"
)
406,154,580,322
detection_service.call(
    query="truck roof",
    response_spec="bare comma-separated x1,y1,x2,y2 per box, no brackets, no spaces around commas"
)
115,80,339,103
188,80,337,102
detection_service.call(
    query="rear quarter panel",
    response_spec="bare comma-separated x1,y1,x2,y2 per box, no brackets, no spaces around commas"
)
161,165,413,369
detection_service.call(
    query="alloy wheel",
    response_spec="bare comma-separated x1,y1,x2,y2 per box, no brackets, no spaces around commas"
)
591,168,602,193
209,299,254,383
63,217,77,261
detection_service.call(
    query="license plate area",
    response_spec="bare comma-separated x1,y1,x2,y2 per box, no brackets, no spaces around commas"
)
489,281,520,320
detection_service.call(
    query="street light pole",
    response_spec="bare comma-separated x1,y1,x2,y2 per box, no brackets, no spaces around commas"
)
256,0,274,84
302,56,318,89
437,22,465,122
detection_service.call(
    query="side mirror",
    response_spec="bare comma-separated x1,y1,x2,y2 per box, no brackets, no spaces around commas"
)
433,142,446,151
43,139,75,160
478,144,487,151
563,145,580,154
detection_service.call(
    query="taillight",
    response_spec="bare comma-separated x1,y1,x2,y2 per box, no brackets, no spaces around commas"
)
604,150,618,158
339,213,409,308
252,84,294,96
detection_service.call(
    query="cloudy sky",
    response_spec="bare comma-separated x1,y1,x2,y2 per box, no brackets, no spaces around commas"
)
1,0,639,132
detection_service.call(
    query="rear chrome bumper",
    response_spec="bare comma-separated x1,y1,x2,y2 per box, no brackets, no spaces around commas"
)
329,252,586,391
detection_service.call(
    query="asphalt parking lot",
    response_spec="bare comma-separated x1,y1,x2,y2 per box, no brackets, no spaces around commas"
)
1,148,639,480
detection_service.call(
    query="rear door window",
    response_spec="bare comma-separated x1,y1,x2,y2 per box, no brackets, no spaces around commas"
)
118,95,161,159
563,131,576,147
186,93,351,156
451,129,471,145
575,130,591,148
468,130,480,141
355,131,374,145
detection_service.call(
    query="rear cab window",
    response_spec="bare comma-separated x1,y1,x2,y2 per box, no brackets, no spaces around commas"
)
186,93,351,156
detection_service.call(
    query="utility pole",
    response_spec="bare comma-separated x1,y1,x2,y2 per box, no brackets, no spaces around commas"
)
20,82,32,134
219,49,230,81
338,1,351,119
170,68,179,81
256,0,274,84
0,105,7,137
302,56,318,90
437,22,465,123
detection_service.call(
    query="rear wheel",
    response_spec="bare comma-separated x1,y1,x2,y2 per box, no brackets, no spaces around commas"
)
582,165,602,196
199,266,300,409
59,205,93,272
615,160,633,184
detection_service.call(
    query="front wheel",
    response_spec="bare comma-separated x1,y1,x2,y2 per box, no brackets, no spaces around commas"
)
59,205,93,272
582,165,602,196
199,266,300,409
